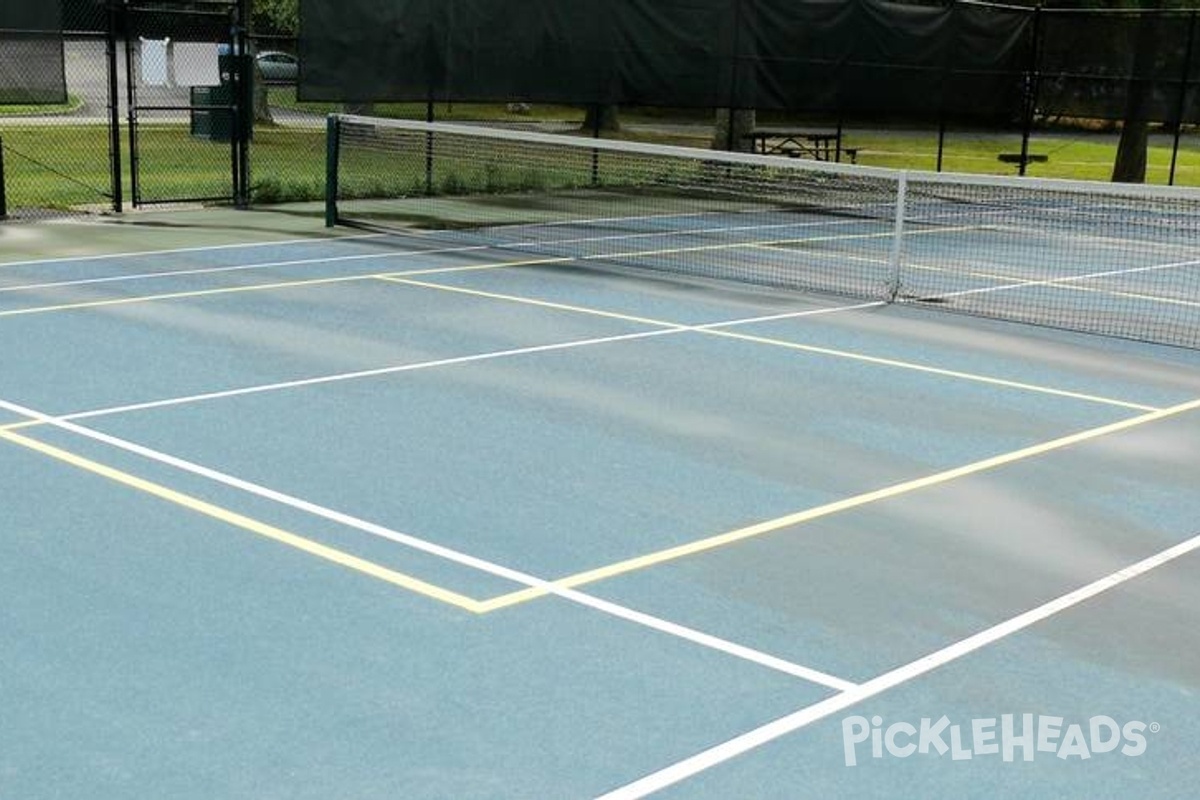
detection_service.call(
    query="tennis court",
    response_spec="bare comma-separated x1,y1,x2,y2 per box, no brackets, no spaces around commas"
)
1,137,1199,798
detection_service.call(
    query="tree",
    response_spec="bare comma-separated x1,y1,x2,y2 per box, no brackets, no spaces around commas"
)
1110,2,1162,182
711,109,756,152
582,105,621,134
246,0,299,125
252,0,299,36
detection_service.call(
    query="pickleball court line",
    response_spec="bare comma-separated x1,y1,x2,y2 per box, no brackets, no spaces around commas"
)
0,231,390,269
807,249,1200,310
0,396,857,692
0,222,980,316
598,521,1200,799
475,395,1200,610
0,301,880,432
0,213,882,295
378,275,1159,412
0,427,484,611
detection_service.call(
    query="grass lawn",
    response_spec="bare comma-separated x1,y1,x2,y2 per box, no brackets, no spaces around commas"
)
0,95,83,117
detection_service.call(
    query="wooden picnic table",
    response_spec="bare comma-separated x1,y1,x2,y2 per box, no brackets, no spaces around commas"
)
743,128,856,162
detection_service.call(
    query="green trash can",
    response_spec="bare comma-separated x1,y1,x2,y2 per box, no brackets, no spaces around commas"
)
190,54,237,142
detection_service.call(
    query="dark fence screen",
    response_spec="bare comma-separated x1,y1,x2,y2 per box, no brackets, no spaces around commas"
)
299,0,1200,126
0,0,67,105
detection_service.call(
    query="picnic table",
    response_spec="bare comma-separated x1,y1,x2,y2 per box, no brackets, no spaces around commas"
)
742,128,857,163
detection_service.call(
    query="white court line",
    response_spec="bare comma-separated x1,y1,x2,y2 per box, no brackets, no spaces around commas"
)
0,395,855,692
600,520,1200,799
0,216,877,295
0,243,496,294
923,257,1200,305
11,301,878,426
0,232,389,269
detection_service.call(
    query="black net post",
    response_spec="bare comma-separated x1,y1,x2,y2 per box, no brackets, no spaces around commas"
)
0,136,7,219
590,103,602,186
425,98,434,195
324,114,339,227
1170,10,1198,187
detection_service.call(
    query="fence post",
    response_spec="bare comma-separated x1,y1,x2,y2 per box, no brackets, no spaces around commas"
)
1018,3,1044,178
1170,10,1197,187
106,0,124,212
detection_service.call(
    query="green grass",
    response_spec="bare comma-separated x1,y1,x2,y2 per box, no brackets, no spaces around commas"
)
841,129,1200,184
0,95,84,116
3,116,1199,214
0,123,327,210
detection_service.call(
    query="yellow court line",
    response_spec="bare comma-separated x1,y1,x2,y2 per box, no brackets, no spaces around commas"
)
475,396,1200,612
0,428,487,613
379,273,1158,412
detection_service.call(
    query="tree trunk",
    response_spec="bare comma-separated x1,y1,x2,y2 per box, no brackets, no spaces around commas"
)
582,104,621,134
253,63,274,125
1111,7,1159,183
712,109,756,152
1112,120,1149,183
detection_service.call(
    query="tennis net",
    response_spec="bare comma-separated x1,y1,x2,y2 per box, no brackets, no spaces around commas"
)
326,114,1200,350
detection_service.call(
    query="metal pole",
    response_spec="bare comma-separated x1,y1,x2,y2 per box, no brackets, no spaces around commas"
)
591,104,602,186
0,136,7,219
232,0,251,207
324,115,339,227
937,120,946,172
1018,3,1043,178
724,0,746,152
106,0,124,212
124,10,140,207
1170,10,1197,186
424,98,434,195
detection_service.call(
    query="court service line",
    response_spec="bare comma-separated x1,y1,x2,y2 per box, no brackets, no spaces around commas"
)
478,396,1200,611
0,242,505,295
0,328,687,431
810,249,1200,310
0,427,484,610
380,276,1158,412
924,257,1200,307
0,397,856,691
0,220,987,318
598,522,1200,799
0,215,878,296
0,231,390,269
0,257,573,318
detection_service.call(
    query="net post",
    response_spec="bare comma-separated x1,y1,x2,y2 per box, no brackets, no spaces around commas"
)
324,114,340,227
425,99,435,196
0,135,7,220
887,171,908,302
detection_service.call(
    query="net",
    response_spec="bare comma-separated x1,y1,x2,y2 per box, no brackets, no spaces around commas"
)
327,114,1200,350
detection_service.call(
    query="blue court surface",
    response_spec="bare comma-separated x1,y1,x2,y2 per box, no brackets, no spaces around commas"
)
1,208,1198,799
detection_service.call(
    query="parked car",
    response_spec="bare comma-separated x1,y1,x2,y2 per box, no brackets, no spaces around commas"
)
255,51,298,84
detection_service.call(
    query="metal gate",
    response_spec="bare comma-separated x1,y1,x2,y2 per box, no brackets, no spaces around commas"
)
122,0,249,207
